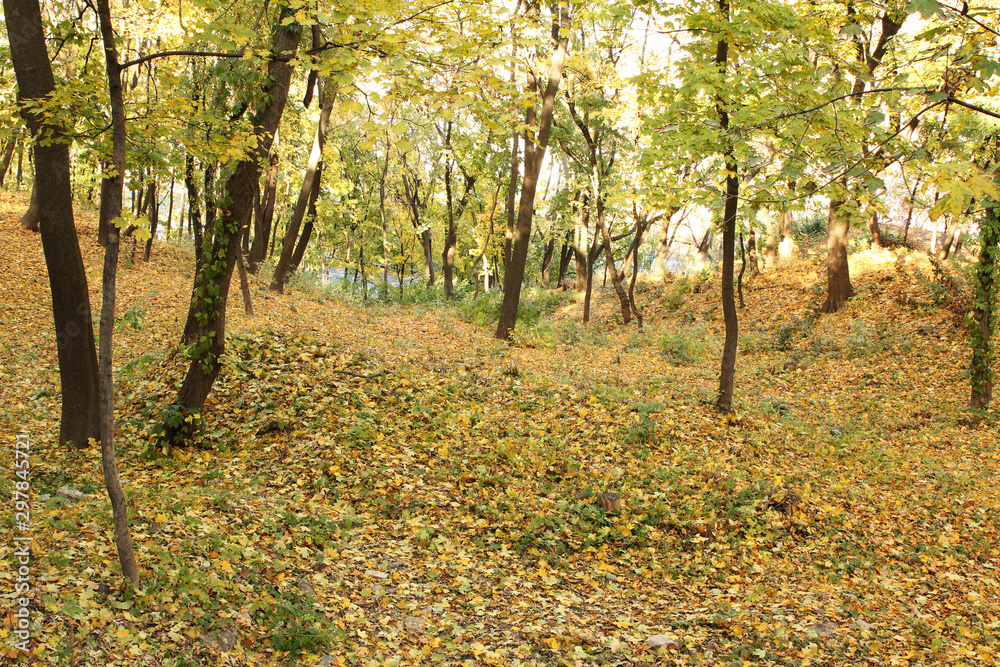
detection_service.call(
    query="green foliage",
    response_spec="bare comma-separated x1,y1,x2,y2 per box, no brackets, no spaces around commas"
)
257,586,333,655
792,213,827,240
662,278,692,311
658,325,709,365
117,303,147,332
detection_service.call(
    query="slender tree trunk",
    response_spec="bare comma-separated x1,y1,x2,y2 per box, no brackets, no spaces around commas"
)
19,179,39,231
746,229,759,278
164,9,300,444
94,0,140,582
289,162,322,273
143,180,157,261
540,235,555,288
594,196,631,324
236,232,254,317
181,155,203,344
0,139,15,185
503,134,519,269
165,175,174,240
557,234,573,286
715,0,739,413
6,0,101,448
250,149,279,272
573,194,589,293
496,3,570,339
737,233,746,309
583,238,596,323
271,37,332,292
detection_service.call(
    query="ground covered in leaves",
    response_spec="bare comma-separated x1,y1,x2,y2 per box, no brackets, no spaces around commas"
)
1,188,999,666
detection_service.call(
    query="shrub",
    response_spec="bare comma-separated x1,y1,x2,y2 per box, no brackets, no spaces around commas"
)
658,325,708,365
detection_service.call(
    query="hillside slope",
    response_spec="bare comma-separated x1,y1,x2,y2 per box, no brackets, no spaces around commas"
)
1,188,998,666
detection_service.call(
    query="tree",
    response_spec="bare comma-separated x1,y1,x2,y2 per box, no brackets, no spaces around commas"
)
95,0,140,582
496,2,571,340
163,7,301,445
4,0,101,448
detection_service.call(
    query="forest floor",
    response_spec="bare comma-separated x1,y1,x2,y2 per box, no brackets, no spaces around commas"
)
1,187,998,667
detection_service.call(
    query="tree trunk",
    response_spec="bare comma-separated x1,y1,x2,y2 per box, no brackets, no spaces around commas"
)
0,139,15,185
742,229,757,279
573,194,589,294
6,0,101,448
250,149,279,272
557,235,573,286
143,180,157,261
236,235,254,317
271,40,332,292
583,237,597,323
594,196,631,324
19,179,39,231
940,221,960,260
737,233,746,309
715,0,739,413
540,235,555,288
970,199,999,411
164,9,300,445
181,154,203,344
165,176,174,240
289,162,322,273
94,0,140,582
869,210,882,250
503,133,519,269
496,4,569,339
822,197,854,313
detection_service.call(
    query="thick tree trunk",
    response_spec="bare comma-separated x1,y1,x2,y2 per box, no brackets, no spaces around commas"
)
6,0,101,448
94,0,140,582
822,197,854,313
496,4,570,339
970,199,999,411
869,210,882,250
165,10,300,444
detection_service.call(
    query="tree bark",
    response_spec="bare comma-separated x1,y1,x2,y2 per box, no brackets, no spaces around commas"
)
95,0,140,582
0,139,15,185
540,234,555,288
6,0,101,448
970,199,999,411
289,161,322,273
19,178,39,231
594,195,631,324
821,197,854,313
181,154,203,344
249,148,279,272
496,4,570,339
573,193,589,293
869,210,882,250
271,34,332,293
746,229,759,278
143,180,157,261
164,9,300,444
715,0,739,413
